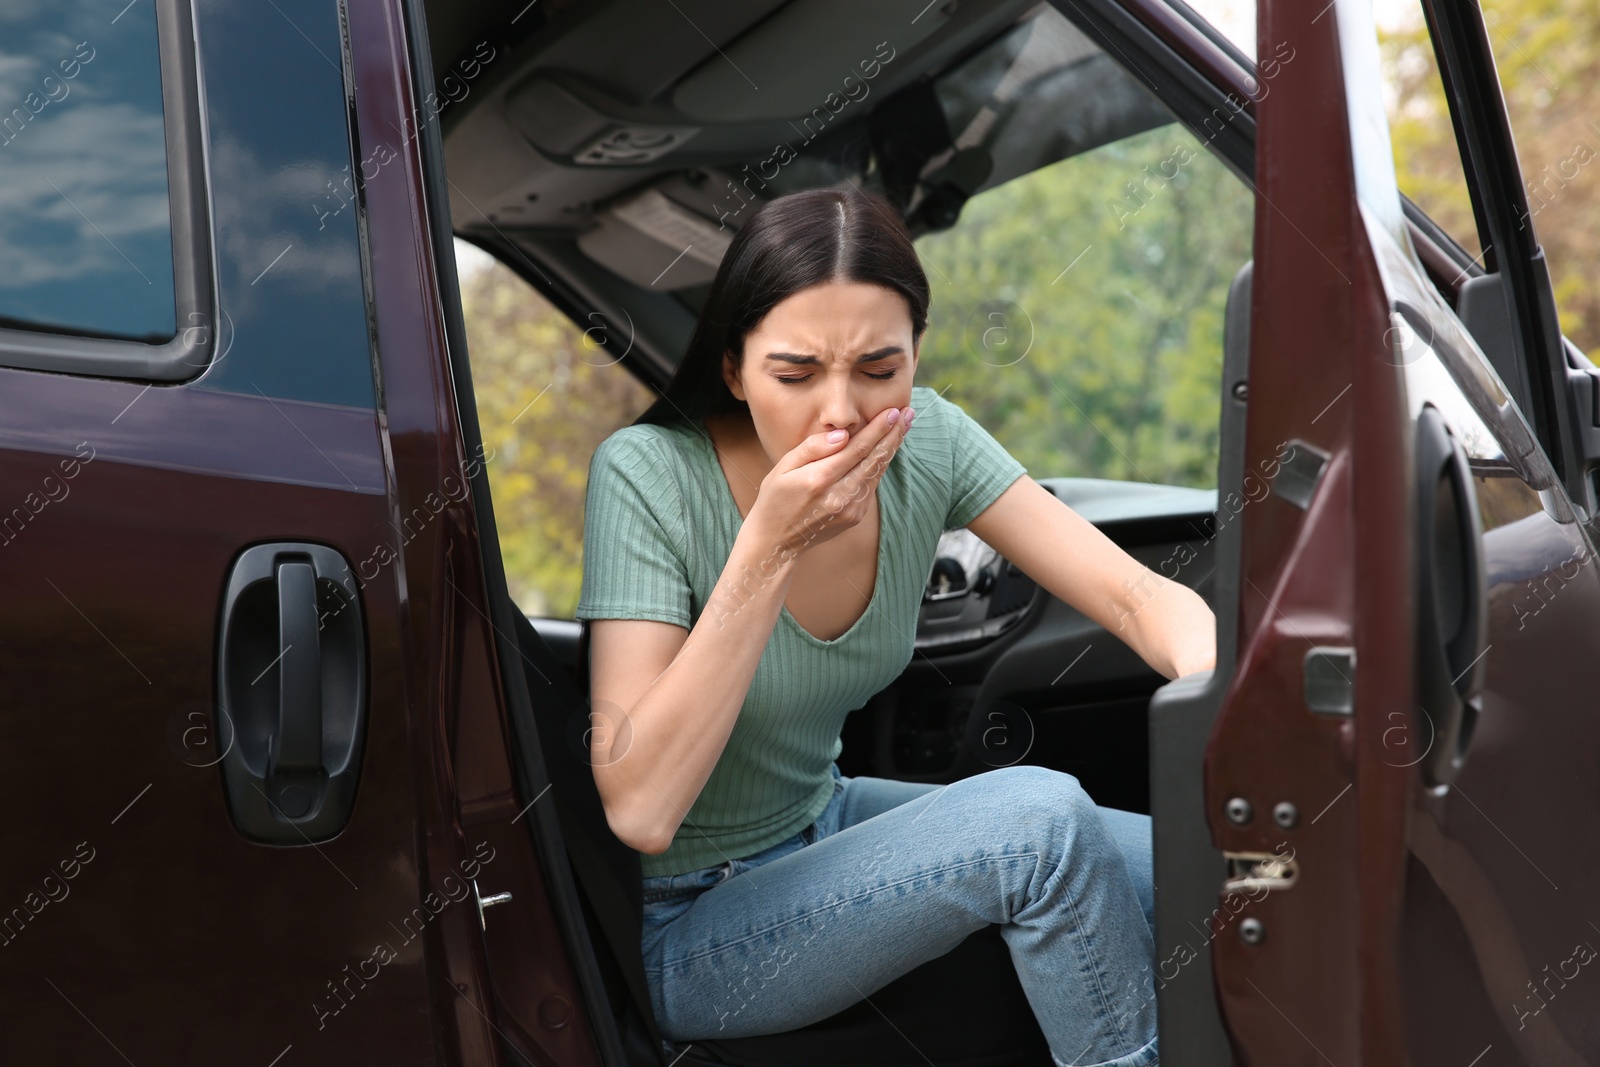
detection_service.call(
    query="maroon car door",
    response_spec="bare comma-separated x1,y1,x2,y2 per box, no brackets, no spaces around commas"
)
1202,0,1600,1063
0,0,598,1063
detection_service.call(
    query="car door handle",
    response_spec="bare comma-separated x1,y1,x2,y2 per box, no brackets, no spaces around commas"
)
216,542,368,843
1413,404,1487,788
271,561,323,805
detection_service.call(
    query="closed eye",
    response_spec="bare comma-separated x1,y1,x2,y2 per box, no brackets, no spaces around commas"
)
775,368,899,386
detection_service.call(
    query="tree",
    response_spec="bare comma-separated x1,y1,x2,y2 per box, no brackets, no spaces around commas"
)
458,254,654,617
1382,0,1600,351
915,123,1254,490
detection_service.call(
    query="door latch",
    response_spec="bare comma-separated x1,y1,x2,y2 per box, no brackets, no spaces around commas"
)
475,880,513,930
1223,850,1299,895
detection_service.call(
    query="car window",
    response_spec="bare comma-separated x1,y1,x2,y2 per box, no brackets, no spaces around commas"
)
1378,0,1597,356
184,0,376,407
914,120,1253,491
1475,0,1599,354
1377,4,1486,264
0,3,175,341
456,240,657,619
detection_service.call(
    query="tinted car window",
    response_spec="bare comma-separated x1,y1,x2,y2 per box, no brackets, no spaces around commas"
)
186,0,377,408
0,3,176,342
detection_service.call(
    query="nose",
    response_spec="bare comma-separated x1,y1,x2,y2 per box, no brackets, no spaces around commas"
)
818,376,864,433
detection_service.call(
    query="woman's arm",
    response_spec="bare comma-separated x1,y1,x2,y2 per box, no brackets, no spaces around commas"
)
588,517,801,854
587,406,912,855
965,476,1216,680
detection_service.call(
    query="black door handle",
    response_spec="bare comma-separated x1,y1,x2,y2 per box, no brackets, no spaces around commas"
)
270,560,323,813
216,543,367,843
1414,404,1487,788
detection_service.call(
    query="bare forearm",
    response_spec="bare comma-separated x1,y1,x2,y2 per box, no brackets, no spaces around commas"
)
967,479,1215,681
594,521,798,853
1126,577,1217,680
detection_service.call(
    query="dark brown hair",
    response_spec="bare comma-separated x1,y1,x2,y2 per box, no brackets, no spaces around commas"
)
633,187,929,429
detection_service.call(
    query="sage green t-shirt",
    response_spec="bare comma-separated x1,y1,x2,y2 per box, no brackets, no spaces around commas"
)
575,384,1028,878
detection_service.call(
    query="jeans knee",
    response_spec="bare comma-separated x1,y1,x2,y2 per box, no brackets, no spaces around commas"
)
1007,764,1093,813
990,765,1117,867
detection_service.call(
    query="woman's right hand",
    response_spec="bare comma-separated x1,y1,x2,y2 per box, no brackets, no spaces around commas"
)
747,403,915,560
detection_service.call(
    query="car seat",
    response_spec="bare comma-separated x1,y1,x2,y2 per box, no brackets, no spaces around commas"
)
510,611,1055,1066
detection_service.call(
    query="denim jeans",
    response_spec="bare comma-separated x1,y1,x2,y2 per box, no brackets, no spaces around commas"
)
639,762,1158,1067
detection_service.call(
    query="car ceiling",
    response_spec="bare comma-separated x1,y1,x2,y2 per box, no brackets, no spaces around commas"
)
424,0,1182,375
427,0,1071,252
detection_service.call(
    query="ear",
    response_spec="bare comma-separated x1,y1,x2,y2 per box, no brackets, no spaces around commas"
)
721,350,746,402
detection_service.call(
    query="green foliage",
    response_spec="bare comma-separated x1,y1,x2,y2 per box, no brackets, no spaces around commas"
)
914,124,1255,489
460,257,655,617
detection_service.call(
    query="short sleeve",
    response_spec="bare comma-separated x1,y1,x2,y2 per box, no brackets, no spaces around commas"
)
574,429,693,628
934,391,1029,530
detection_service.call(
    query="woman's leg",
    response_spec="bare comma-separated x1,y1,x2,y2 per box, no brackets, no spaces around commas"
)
1096,806,1154,943
832,767,1155,942
641,764,1157,1067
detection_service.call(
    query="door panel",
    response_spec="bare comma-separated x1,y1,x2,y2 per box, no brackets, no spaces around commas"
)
0,0,441,1059
1382,228,1600,1063
1209,1,1600,1063
1201,0,1389,1062
378,0,615,1063
1384,3,1600,1060
0,0,599,1062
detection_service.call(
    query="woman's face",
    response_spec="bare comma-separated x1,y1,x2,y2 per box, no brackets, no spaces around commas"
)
722,280,918,464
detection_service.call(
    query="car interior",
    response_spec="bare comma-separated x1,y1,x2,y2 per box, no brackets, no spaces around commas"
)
443,0,1241,794
420,0,1489,1064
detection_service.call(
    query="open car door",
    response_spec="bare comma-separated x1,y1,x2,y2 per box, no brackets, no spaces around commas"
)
1163,0,1600,1063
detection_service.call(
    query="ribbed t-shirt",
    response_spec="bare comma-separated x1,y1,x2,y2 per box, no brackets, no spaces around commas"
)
575,384,1029,878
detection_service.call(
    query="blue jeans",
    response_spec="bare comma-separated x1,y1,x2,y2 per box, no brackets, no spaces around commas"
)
640,763,1158,1067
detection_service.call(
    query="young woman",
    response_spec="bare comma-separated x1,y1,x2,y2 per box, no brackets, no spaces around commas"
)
575,187,1215,1067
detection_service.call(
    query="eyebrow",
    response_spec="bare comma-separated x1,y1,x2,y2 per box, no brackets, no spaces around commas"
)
764,346,903,366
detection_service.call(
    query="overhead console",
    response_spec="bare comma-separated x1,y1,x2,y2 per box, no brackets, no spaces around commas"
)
439,0,1042,251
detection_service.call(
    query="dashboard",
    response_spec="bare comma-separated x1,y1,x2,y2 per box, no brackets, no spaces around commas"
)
916,477,1219,655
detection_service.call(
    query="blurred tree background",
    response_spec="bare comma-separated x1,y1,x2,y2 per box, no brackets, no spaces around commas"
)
913,124,1253,490
1382,0,1600,352
463,0,1597,618
459,250,654,617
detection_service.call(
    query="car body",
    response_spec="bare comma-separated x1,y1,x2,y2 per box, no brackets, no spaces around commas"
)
2,0,1595,1063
